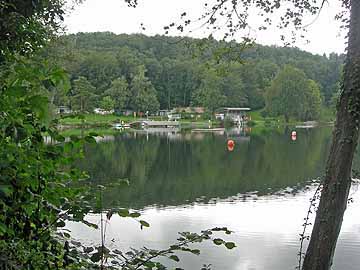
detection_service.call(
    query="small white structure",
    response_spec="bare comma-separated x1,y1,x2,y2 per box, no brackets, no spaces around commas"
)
168,114,181,121
217,107,251,125
157,110,170,117
94,108,114,115
215,113,225,121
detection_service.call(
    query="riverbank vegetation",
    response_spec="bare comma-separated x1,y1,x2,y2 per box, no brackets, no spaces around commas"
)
46,32,343,123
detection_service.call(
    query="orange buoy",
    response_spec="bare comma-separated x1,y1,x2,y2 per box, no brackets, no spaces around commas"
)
227,140,235,151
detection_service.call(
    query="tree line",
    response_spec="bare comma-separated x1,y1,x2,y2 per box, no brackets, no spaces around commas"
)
46,32,344,120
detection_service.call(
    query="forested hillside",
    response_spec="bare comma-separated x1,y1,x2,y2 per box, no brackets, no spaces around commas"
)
46,32,344,116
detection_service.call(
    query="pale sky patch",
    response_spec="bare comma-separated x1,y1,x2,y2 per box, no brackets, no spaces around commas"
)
65,0,346,56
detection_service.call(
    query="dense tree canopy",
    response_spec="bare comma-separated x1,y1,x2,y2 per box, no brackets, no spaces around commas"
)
192,68,227,112
105,77,130,111
45,32,344,116
265,65,322,122
71,76,97,112
130,66,160,113
100,96,115,111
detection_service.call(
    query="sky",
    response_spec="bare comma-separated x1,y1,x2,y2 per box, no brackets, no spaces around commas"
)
65,0,347,56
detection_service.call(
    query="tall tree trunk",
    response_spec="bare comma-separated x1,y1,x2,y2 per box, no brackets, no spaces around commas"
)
302,1,360,269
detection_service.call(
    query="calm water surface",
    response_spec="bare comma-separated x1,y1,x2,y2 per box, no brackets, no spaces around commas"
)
68,127,360,270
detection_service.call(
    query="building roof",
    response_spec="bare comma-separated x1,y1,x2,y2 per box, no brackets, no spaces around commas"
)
223,107,251,111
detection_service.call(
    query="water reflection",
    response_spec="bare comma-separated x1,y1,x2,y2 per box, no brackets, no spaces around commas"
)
67,184,360,270
78,127,331,209
68,127,360,270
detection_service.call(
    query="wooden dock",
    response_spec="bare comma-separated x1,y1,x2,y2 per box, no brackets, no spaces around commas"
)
141,120,180,128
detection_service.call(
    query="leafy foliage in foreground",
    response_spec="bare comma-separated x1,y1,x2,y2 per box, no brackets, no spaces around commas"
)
0,57,96,269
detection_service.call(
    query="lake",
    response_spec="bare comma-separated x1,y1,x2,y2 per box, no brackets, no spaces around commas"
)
67,126,360,270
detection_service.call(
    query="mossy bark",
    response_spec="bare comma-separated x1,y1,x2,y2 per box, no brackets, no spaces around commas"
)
302,1,360,269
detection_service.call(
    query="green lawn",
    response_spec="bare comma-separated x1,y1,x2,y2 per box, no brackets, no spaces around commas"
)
59,114,135,126
248,109,328,127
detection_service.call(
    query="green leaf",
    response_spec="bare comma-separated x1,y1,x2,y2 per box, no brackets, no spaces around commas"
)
83,246,94,253
144,261,156,268
129,212,141,218
56,220,66,228
169,255,180,262
190,249,200,255
90,252,101,263
213,238,224,245
83,220,99,229
225,242,236,249
118,209,130,217
139,220,150,229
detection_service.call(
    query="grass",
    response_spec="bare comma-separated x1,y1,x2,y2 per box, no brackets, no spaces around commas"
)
59,114,135,126
248,110,290,127
248,107,335,127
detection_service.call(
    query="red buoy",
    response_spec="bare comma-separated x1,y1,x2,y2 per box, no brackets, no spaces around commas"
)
227,140,235,151
291,131,297,141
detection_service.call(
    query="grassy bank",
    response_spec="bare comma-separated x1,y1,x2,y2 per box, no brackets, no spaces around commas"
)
59,114,126,126
248,110,299,127
58,108,335,129
248,107,335,128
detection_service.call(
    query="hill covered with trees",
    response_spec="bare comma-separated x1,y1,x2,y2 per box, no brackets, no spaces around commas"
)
46,32,344,120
